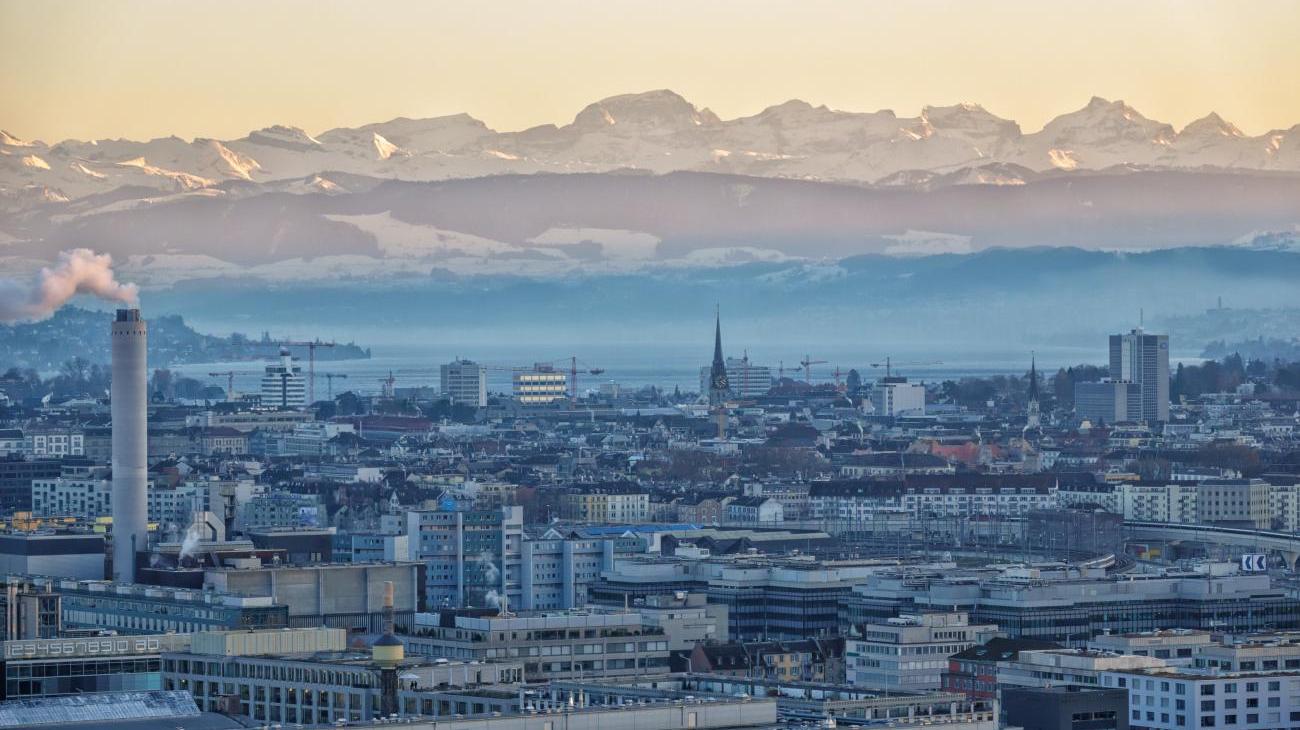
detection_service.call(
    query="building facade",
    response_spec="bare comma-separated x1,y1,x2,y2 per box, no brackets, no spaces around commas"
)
441,359,488,408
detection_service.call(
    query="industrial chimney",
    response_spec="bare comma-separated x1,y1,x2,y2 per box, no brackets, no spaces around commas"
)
111,308,148,583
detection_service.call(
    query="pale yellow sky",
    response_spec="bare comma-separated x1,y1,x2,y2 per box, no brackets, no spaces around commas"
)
3,0,1299,142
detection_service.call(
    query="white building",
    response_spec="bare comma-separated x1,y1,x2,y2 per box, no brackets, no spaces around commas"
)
513,364,567,406
725,496,784,524
847,612,997,690
31,464,112,518
22,427,84,457
1102,668,1300,730
260,348,307,409
871,377,926,417
441,359,488,408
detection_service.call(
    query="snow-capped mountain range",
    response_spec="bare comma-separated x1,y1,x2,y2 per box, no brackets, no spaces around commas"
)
4,90,1300,204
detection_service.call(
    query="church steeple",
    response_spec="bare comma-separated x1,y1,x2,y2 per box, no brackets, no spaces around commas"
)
1028,354,1039,404
708,306,729,403
1025,353,1042,433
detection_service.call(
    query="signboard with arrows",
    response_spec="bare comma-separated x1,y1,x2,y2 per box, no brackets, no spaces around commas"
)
1240,553,1267,572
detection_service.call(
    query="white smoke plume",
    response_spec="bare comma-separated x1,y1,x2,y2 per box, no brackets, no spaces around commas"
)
477,551,500,583
179,521,203,562
0,248,138,323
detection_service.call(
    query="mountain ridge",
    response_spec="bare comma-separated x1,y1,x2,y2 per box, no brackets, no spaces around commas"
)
6,90,1300,207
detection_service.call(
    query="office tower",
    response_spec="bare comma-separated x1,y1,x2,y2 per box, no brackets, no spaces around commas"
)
1109,329,1169,422
440,359,488,407
111,308,148,583
260,347,307,409
512,364,567,406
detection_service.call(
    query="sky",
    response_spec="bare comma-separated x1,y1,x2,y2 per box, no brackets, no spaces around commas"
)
3,0,1300,142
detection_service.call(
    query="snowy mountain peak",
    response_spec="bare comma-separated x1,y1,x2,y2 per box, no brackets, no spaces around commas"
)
245,125,322,150
571,89,721,131
921,103,1021,137
1181,112,1244,138
0,130,35,148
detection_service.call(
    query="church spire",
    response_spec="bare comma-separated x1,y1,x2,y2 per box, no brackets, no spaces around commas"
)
1028,353,1039,403
709,306,729,404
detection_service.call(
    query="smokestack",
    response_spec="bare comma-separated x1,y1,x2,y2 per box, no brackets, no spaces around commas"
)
111,308,148,583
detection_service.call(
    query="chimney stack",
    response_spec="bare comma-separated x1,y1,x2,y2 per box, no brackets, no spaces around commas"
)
111,308,148,583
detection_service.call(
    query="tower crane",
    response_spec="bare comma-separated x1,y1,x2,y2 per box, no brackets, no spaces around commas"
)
868,357,943,378
208,371,238,400
800,355,828,384
279,340,336,404
317,372,348,400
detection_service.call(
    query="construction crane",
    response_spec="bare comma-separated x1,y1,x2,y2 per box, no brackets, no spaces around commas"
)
800,354,828,384
279,340,337,404
868,357,944,378
316,372,348,400
208,371,238,400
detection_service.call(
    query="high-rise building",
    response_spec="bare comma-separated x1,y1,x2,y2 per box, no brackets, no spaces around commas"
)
699,357,774,399
512,364,566,406
871,377,926,417
111,308,148,584
440,359,487,407
260,348,307,409
1109,329,1170,422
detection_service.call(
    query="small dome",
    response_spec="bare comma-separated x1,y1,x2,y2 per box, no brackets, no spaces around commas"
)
374,633,403,647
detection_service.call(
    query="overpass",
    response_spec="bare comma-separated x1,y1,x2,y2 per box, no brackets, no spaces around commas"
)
1125,521,1300,569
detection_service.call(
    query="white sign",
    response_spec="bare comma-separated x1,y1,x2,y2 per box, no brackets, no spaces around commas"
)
1241,553,1268,572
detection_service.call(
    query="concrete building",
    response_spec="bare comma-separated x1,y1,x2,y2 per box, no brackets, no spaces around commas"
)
406,608,679,681
847,612,998,690
0,533,105,580
871,376,926,417
404,505,521,609
441,359,488,408
518,529,645,610
20,428,85,458
841,566,1300,645
699,357,774,399
513,364,567,406
1110,329,1170,423
259,348,307,409
164,627,526,725
1087,630,1214,667
1076,381,1144,425
16,576,288,635
203,560,420,633
1195,479,1271,529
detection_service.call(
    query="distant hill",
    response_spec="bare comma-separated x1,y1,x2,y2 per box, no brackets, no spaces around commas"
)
0,307,370,371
